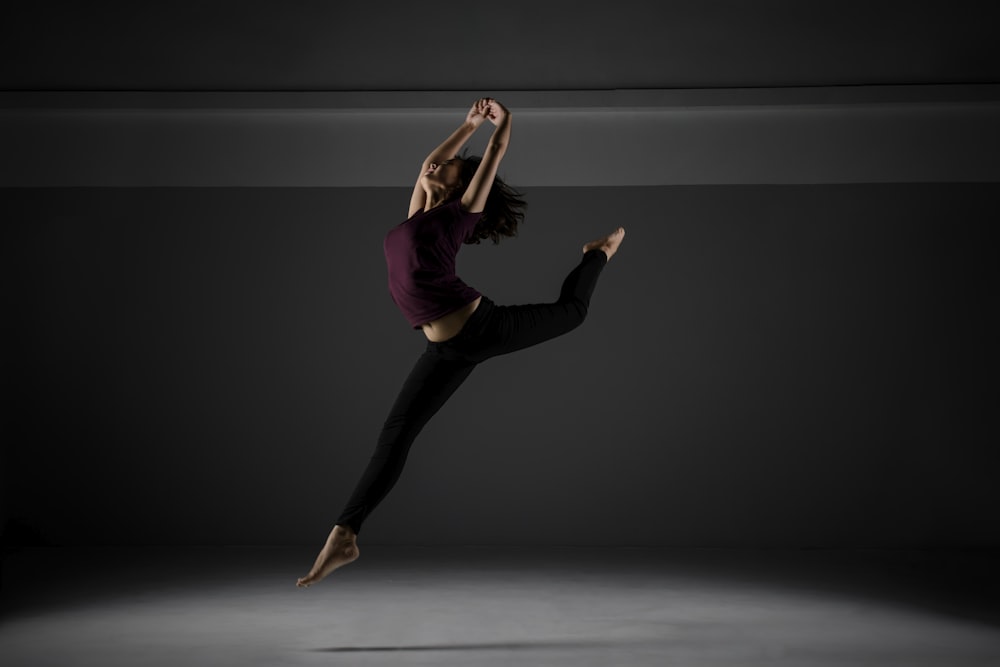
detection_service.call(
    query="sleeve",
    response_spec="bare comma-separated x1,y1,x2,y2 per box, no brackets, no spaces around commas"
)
454,201,482,243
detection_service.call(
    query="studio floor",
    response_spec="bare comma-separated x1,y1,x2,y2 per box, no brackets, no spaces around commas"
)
1,545,998,666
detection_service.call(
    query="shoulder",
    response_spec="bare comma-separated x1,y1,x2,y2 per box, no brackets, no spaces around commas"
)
453,198,483,221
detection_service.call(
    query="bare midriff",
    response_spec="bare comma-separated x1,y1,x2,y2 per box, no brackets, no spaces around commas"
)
421,296,483,343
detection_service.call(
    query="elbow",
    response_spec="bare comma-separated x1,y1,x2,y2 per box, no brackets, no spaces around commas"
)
486,140,509,156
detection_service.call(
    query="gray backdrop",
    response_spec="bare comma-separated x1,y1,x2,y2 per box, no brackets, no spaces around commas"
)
4,183,996,547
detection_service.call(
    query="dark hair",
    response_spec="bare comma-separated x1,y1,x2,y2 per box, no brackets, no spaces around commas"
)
455,152,526,245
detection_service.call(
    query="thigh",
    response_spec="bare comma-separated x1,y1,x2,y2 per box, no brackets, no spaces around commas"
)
384,346,478,429
468,301,585,361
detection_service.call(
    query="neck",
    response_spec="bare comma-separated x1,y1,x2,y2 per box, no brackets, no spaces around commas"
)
426,191,453,210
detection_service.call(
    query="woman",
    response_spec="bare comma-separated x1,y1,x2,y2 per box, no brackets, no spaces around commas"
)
297,98,624,587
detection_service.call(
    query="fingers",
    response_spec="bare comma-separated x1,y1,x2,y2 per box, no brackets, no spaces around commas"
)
471,97,507,125
474,97,497,113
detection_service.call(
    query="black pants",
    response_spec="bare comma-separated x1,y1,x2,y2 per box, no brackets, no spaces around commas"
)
336,248,609,534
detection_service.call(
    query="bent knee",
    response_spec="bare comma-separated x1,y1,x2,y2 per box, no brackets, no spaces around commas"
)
565,299,589,328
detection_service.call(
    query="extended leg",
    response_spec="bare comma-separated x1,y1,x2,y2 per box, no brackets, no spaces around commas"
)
475,227,623,359
297,348,476,587
335,350,477,533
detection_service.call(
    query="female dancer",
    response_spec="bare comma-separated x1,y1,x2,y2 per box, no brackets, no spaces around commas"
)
297,98,624,587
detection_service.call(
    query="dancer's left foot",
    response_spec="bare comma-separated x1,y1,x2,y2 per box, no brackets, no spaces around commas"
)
296,524,359,587
583,227,625,261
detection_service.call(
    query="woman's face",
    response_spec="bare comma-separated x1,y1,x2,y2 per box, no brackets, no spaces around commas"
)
424,158,464,191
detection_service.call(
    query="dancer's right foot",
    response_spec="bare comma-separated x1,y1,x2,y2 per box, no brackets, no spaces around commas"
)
296,524,359,587
583,227,625,261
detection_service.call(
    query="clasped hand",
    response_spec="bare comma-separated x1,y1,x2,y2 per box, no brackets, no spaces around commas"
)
466,97,509,128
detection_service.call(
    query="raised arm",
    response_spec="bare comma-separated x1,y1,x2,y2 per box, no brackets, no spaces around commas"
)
461,99,511,214
408,100,491,217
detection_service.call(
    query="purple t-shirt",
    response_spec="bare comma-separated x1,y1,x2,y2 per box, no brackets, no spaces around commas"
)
384,199,483,328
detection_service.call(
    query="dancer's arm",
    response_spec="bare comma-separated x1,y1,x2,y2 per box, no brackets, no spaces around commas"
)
461,99,511,214
408,100,490,217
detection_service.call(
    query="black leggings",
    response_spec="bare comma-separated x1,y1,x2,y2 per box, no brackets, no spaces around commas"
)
335,248,609,534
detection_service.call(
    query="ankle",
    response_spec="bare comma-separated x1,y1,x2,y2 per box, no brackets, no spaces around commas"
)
333,524,357,541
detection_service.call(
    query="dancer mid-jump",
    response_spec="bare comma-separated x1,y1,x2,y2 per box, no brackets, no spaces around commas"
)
297,98,625,587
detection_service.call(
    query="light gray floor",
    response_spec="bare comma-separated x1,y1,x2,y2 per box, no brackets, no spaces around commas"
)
2,546,999,666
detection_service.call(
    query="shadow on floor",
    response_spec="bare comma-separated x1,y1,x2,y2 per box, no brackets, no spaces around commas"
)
314,638,626,652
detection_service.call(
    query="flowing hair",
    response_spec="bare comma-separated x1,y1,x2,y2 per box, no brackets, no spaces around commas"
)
456,153,526,245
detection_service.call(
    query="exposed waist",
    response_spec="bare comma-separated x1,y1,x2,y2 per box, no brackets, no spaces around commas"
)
421,296,484,342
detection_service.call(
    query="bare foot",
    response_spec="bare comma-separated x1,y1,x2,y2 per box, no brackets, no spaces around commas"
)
583,227,626,261
296,524,359,587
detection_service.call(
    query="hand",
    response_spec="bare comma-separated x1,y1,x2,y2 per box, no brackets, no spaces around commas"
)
483,98,509,126
465,98,492,128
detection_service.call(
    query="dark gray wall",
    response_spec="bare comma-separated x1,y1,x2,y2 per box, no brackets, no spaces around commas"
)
4,184,997,547
4,1,998,90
